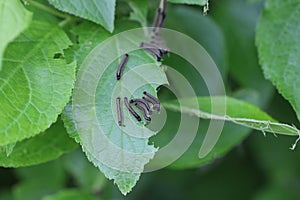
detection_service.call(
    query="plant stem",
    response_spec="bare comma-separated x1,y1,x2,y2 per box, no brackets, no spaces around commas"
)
22,0,69,19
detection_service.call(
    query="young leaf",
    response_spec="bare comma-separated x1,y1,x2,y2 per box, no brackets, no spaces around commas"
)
0,21,76,145
256,0,300,120
168,0,207,6
0,0,32,70
164,96,300,137
0,120,77,167
47,0,116,32
62,22,168,195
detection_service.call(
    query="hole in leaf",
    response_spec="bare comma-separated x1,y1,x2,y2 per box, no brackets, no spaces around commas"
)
53,53,63,59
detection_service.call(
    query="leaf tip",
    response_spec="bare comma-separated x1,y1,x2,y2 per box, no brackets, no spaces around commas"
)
115,173,140,196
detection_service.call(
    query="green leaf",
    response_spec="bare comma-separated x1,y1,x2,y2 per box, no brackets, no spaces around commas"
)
0,190,13,200
22,0,61,25
47,0,116,32
151,109,250,169
64,22,111,66
0,119,77,167
158,96,300,169
0,21,76,145
0,142,16,157
212,0,273,107
13,181,59,200
81,147,141,196
13,159,66,200
0,0,32,70
254,184,298,200
256,0,300,120
15,159,66,185
168,0,207,6
64,21,138,67
151,94,254,169
62,149,107,193
63,22,168,195
248,95,300,182
42,190,100,200
247,0,265,3
164,5,227,97
164,96,300,137
128,0,148,27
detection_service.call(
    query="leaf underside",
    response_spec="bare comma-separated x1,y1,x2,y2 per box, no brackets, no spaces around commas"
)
62,22,168,195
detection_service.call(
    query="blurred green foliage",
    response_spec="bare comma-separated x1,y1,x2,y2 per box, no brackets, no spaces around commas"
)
1,0,300,199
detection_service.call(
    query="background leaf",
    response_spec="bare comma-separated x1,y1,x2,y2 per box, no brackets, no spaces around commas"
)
128,0,148,27
151,108,250,169
62,149,107,194
256,0,300,119
22,0,60,25
2,0,300,198
168,0,207,6
42,190,100,200
47,0,116,32
0,21,76,145
164,4,227,97
151,95,293,169
0,0,32,70
0,119,77,167
12,160,66,200
64,22,111,66
212,0,273,108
